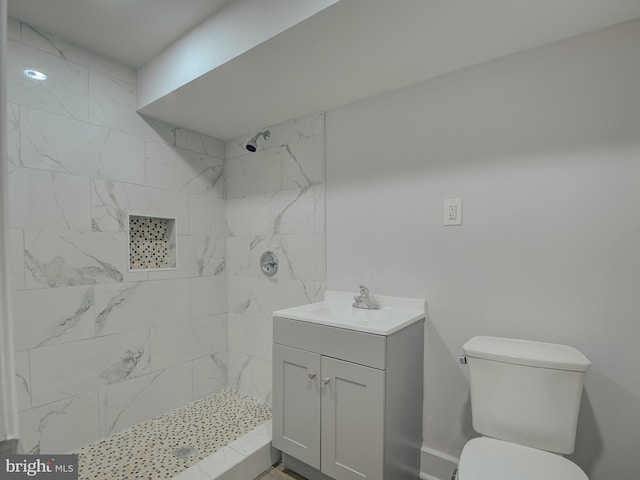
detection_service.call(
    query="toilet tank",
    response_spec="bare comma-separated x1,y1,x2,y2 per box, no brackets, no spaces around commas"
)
463,336,590,454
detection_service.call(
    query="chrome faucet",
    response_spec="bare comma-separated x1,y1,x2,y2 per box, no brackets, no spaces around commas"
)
352,285,381,310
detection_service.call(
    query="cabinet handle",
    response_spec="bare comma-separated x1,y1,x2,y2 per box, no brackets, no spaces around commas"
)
323,377,330,385
308,372,316,379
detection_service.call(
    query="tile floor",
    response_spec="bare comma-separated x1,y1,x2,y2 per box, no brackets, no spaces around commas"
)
258,464,307,480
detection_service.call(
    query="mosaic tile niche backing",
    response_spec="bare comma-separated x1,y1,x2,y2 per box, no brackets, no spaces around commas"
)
129,215,177,270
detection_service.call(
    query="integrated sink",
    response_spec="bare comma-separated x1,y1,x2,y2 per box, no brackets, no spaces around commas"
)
273,290,425,335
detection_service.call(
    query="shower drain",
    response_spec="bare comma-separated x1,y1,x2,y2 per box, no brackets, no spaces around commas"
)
173,444,197,459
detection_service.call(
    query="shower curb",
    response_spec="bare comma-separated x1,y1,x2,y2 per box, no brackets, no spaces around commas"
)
171,420,281,480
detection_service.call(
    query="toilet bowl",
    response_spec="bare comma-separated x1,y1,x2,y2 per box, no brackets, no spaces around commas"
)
457,336,591,480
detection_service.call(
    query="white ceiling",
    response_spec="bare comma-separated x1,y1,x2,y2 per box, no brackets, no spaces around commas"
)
7,0,236,68
7,0,640,140
140,0,640,140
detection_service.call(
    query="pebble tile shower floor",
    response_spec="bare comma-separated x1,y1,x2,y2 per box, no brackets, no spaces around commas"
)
75,390,272,480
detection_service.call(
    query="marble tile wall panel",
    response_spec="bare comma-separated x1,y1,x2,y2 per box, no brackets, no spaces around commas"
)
98,362,193,438
311,281,326,303
168,230,179,271
94,279,190,336
225,276,250,314
19,391,99,454
192,352,229,400
279,234,325,281
228,314,272,362
187,235,225,277
150,316,227,372
174,128,226,159
95,129,147,184
281,134,324,189
13,286,95,350
225,113,324,201
225,145,282,199
10,169,91,231
252,186,319,235
90,180,131,233
30,328,151,406
14,350,31,411
225,113,326,405
146,142,224,196
225,237,251,276
7,103,20,172
226,185,322,236
228,352,272,404
24,229,147,289
245,233,324,281
191,275,228,319
140,115,226,158
9,229,25,290
189,194,228,236
88,70,153,139
9,24,233,449
224,196,252,237
226,137,323,197
18,21,136,85
20,107,145,183
7,40,89,121
226,234,324,281
227,276,314,320
225,112,324,160
149,235,225,280
91,179,190,234
314,184,325,233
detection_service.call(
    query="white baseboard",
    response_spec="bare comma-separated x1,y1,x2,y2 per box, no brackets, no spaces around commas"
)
420,445,459,480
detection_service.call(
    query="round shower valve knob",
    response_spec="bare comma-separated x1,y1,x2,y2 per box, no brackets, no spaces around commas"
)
260,251,278,277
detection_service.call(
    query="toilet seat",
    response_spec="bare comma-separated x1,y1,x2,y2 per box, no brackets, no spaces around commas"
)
457,437,588,480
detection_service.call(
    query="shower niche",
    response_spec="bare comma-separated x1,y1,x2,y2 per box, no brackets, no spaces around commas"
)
128,214,177,271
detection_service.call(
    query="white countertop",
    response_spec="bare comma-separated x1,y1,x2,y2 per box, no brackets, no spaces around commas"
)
273,290,425,335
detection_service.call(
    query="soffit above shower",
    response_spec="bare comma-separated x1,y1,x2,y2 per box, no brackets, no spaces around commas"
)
137,0,640,140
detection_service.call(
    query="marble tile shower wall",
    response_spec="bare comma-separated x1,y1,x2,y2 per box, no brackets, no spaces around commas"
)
6,20,229,454
225,113,326,403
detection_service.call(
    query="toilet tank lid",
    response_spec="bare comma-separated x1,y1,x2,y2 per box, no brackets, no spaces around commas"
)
463,336,590,372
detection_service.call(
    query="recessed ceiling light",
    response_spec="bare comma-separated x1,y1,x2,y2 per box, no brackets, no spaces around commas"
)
23,69,48,80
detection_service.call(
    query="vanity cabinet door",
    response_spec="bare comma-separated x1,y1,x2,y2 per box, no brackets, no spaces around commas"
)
321,357,385,480
273,344,322,469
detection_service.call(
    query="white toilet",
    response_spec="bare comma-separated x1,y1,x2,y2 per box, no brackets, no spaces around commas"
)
457,336,591,480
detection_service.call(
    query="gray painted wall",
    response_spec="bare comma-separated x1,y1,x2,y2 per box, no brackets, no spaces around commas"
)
325,20,640,480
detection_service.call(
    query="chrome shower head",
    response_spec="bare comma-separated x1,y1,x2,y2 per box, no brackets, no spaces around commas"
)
245,130,270,152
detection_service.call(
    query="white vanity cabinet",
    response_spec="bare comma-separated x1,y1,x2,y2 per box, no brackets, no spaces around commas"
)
272,314,424,480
